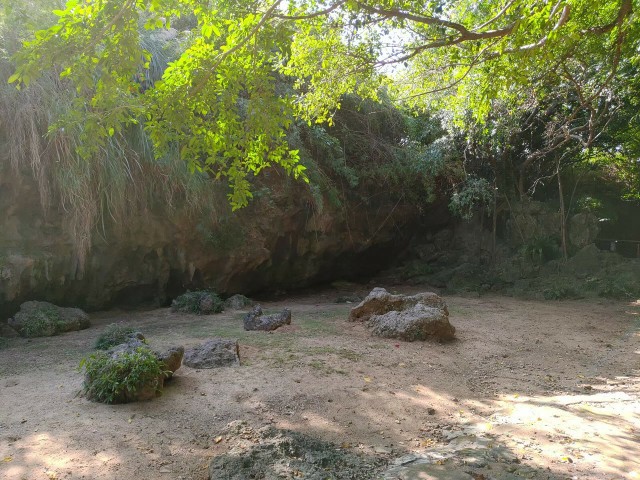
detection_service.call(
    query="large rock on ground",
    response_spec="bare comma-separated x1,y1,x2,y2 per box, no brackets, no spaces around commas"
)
349,288,448,322
368,303,454,341
84,339,184,403
243,305,291,331
350,288,455,342
155,345,185,379
223,294,254,310
183,339,240,368
8,301,90,337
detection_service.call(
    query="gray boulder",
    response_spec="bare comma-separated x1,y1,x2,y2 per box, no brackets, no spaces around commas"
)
368,303,455,342
243,305,291,331
569,212,600,249
155,345,184,379
349,288,447,322
350,288,455,342
183,339,240,368
9,301,90,338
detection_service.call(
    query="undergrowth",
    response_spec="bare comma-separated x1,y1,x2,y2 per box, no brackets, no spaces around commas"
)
81,346,165,404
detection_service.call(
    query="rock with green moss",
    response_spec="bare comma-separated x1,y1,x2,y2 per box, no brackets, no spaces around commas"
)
8,301,90,338
171,290,224,314
94,323,143,350
82,339,184,404
223,294,253,310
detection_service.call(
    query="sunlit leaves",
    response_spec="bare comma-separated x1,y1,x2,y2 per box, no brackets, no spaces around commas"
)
8,0,637,207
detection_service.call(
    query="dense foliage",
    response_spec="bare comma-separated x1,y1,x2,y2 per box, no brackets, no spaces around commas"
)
5,0,637,209
81,346,165,403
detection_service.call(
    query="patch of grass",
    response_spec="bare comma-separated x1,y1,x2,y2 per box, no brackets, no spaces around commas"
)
80,346,166,404
94,323,140,350
171,290,224,314
306,346,362,361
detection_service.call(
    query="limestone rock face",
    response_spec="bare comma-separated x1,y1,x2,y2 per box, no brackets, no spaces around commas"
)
243,305,291,331
183,339,240,368
0,159,422,317
350,288,455,342
569,212,600,249
8,301,90,337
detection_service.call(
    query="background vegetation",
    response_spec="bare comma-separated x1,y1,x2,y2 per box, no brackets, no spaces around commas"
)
1,0,638,290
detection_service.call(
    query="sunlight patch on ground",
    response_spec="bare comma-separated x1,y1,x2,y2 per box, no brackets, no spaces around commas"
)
491,390,640,479
0,431,124,480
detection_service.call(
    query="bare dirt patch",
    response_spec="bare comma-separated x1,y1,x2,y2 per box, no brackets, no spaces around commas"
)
1,287,638,479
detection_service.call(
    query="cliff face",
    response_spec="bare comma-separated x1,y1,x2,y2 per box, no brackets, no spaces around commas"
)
0,161,434,317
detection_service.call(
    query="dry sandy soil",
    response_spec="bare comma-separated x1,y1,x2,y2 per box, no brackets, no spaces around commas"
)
0,285,638,479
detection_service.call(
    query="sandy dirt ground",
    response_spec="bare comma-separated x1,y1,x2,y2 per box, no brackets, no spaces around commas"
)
0,286,638,479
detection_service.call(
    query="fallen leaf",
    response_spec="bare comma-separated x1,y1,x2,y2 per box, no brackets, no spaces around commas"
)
363,376,372,383
3,457,12,463
214,436,223,444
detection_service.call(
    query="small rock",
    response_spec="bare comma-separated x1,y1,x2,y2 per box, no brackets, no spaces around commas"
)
183,339,240,368
243,305,291,331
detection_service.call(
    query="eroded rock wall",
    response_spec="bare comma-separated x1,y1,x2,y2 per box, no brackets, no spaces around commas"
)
0,162,425,317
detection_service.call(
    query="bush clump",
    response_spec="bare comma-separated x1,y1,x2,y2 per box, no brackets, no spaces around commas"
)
94,323,141,350
81,346,165,404
522,236,560,264
171,290,224,314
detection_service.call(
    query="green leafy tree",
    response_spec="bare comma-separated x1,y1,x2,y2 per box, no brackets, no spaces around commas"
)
6,0,637,207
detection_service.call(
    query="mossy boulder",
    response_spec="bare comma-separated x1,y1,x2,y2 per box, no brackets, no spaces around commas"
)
171,290,224,314
8,301,90,338
82,339,184,404
94,323,143,350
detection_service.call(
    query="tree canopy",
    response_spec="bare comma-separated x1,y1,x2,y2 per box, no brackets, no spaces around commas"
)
5,0,638,207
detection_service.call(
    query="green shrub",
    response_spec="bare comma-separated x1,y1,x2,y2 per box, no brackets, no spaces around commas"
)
522,236,560,264
94,323,140,350
543,284,581,300
171,290,224,314
80,347,165,404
